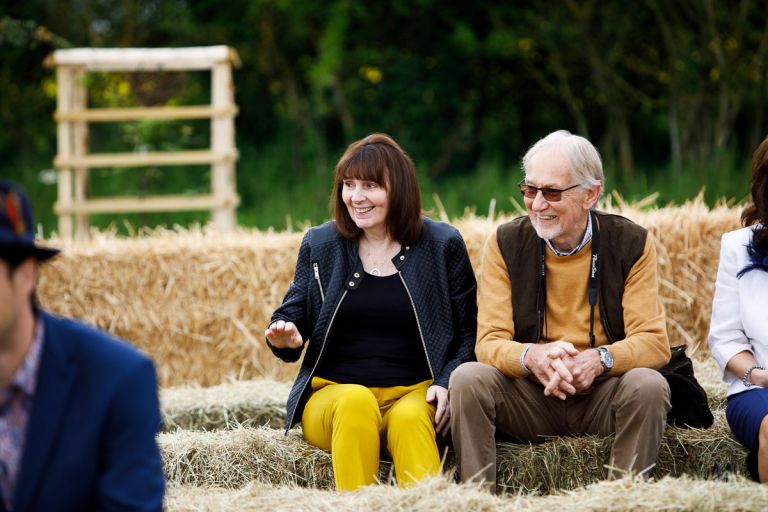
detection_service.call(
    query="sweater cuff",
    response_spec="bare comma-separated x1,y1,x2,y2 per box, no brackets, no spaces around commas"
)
604,344,629,376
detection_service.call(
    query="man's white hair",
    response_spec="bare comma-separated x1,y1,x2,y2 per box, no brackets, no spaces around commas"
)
522,130,604,195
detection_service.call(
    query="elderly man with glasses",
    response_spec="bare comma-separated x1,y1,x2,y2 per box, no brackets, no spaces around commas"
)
449,130,671,493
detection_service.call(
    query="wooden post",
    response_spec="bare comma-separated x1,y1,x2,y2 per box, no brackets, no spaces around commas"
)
211,62,236,230
72,67,89,239
49,47,241,238
55,67,74,239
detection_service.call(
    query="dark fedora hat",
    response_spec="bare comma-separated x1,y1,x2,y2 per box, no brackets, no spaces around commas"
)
0,180,60,261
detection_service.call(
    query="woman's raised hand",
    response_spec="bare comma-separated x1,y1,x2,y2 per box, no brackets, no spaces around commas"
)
265,320,304,349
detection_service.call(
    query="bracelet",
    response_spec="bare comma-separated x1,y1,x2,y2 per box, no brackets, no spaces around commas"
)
742,365,764,388
520,345,532,375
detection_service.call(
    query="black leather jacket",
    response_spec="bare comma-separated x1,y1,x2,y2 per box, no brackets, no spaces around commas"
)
268,217,477,431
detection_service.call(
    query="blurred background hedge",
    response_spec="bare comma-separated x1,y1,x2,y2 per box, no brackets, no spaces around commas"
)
1,1,766,233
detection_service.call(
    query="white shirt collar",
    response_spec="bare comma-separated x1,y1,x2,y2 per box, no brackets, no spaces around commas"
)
545,212,593,257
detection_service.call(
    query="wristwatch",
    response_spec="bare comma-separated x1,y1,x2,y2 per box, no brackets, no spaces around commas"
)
597,346,614,373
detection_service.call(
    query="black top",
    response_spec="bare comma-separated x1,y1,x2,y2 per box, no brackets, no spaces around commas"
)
269,217,478,431
316,272,431,387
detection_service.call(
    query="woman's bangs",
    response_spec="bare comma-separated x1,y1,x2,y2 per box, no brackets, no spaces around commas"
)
338,150,387,186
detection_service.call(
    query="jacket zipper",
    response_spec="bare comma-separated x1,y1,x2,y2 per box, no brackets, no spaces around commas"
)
312,262,325,302
399,273,435,380
286,289,347,431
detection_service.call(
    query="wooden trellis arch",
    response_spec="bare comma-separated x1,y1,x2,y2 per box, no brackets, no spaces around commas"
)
47,45,241,239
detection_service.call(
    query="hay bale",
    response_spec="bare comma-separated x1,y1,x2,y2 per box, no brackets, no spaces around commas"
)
160,427,324,489
495,411,745,494
159,410,745,494
160,427,393,489
155,359,725,434
161,379,291,431
38,226,304,386
165,474,768,511
694,356,728,409
38,199,741,386
628,200,741,358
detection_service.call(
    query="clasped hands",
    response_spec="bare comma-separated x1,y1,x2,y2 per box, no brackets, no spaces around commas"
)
524,341,604,400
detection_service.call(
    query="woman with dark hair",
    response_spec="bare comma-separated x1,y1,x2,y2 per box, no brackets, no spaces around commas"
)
265,133,477,490
709,136,768,482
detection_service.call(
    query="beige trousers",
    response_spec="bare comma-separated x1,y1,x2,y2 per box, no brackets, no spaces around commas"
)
449,362,671,493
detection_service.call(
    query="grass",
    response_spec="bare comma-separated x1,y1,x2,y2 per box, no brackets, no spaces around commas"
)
0,139,753,237
617,158,751,208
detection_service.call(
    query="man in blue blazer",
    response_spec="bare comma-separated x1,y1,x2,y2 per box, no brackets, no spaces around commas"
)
0,180,164,511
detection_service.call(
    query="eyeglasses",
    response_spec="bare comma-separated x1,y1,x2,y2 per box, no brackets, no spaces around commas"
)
517,180,580,202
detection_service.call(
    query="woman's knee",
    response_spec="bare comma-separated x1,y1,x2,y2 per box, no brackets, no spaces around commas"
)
333,384,376,406
303,384,380,444
332,385,379,420
388,399,434,432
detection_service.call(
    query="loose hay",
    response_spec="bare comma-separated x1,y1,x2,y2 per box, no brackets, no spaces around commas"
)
159,410,746,494
161,378,291,431
165,474,768,511
38,198,741,386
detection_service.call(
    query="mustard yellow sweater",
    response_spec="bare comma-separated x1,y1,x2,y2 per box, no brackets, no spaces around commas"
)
475,232,670,378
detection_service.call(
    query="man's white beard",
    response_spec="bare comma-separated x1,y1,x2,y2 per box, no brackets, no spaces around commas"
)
530,218,562,242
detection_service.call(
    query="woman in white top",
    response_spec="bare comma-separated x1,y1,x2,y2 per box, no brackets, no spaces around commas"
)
708,136,768,482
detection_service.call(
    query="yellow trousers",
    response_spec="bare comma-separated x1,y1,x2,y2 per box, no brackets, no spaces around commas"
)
302,377,440,491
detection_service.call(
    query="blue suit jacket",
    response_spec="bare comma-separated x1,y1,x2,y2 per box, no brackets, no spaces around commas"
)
8,312,164,512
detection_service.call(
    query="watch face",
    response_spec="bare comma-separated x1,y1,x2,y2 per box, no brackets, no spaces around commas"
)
600,347,613,369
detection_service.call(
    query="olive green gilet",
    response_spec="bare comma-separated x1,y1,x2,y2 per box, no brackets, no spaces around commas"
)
496,211,647,344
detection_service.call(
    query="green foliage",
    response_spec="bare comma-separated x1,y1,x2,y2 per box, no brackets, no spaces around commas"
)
0,1,766,234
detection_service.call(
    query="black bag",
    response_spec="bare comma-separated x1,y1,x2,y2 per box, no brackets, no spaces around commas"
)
658,345,714,429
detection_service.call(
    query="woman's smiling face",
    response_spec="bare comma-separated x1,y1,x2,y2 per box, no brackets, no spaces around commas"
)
341,178,389,236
